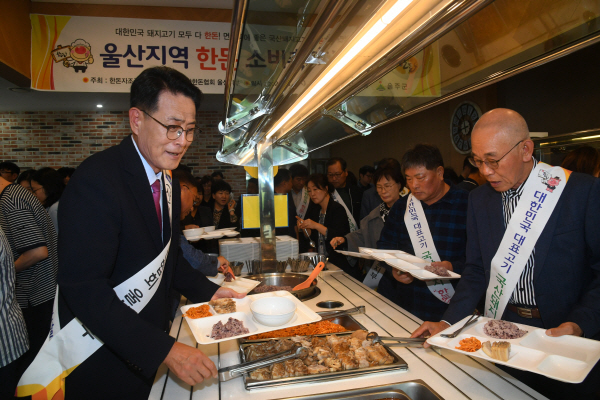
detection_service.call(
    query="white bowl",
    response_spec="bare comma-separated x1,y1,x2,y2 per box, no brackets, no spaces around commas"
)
204,226,216,232
183,228,204,239
250,297,296,327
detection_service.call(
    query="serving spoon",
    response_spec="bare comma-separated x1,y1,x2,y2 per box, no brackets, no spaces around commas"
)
293,260,326,291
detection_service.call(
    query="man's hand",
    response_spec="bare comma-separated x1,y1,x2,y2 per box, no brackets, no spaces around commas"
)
330,237,345,249
430,261,453,271
392,268,414,284
546,322,583,337
216,256,235,279
211,287,245,301
217,256,229,270
164,342,217,386
411,321,450,348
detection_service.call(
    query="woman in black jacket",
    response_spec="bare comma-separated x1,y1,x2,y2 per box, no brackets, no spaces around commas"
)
297,174,356,278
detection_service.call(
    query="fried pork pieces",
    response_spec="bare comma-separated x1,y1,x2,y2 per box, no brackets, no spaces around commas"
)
245,330,393,380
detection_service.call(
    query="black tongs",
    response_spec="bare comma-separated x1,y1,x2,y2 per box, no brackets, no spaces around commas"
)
317,305,365,319
366,332,427,347
218,343,308,381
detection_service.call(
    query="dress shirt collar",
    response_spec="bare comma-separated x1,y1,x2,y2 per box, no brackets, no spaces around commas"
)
131,136,163,186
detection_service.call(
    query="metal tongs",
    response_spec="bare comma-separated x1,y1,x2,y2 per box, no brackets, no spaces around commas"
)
317,305,366,320
218,343,308,381
366,332,427,348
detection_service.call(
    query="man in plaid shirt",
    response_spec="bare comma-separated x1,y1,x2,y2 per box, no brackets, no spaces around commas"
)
377,144,468,321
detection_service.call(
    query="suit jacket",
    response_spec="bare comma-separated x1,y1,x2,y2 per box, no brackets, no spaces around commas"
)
57,136,220,398
444,173,600,338
343,184,363,225
301,199,351,272
360,187,381,220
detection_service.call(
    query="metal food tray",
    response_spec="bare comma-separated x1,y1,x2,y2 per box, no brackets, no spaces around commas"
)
272,379,443,400
239,314,367,344
238,331,408,390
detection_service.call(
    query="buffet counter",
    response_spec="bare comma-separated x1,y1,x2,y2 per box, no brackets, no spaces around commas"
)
149,270,547,400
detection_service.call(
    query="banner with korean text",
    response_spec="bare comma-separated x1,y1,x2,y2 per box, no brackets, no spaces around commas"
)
31,14,231,93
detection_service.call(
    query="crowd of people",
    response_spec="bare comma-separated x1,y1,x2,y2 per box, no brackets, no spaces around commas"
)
2,65,600,399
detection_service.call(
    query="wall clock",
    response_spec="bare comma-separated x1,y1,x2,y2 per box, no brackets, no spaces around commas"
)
450,101,481,154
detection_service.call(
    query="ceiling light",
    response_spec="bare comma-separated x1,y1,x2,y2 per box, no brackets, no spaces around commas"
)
265,0,414,140
97,104,103,108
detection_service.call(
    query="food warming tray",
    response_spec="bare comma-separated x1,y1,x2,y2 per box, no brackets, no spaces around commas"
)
427,315,600,383
272,379,443,400
238,331,408,390
181,291,321,344
239,313,368,344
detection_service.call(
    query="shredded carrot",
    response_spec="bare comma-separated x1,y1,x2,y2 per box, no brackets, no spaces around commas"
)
184,304,212,319
247,320,348,340
455,337,482,352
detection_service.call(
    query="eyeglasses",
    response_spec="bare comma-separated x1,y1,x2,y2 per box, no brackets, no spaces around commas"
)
141,110,200,142
376,183,397,192
32,187,44,194
469,140,524,170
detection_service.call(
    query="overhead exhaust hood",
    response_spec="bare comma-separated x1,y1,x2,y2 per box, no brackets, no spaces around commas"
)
217,0,600,166
216,0,600,268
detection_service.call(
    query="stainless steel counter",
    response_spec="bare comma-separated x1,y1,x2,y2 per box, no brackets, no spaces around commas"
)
149,270,547,400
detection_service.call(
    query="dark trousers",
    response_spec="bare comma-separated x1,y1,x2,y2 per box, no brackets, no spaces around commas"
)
0,357,20,400
17,299,54,379
499,309,600,399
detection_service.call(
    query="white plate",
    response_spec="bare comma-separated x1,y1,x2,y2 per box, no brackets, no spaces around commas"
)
427,316,600,383
181,291,321,344
359,247,460,280
202,232,224,239
224,231,239,237
207,273,225,285
221,277,261,294
335,250,376,260
359,247,407,255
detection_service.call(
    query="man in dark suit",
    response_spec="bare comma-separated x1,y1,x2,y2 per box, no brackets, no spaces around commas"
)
326,157,362,226
412,108,600,398
24,67,244,399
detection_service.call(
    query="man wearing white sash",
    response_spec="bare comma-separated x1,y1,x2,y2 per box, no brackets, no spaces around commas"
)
413,109,600,398
378,145,469,321
290,164,310,219
18,67,244,400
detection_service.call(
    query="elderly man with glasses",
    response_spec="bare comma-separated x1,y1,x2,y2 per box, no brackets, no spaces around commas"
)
412,108,600,398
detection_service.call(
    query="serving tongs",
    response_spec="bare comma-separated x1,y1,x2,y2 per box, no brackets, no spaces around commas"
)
317,305,365,320
218,343,308,381
366,332,427,348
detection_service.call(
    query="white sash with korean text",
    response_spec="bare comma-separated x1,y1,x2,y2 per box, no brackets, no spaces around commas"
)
17,171,174,399
296,187,310,219
331,190,357,232
485,163,569,319
404,194,455,304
